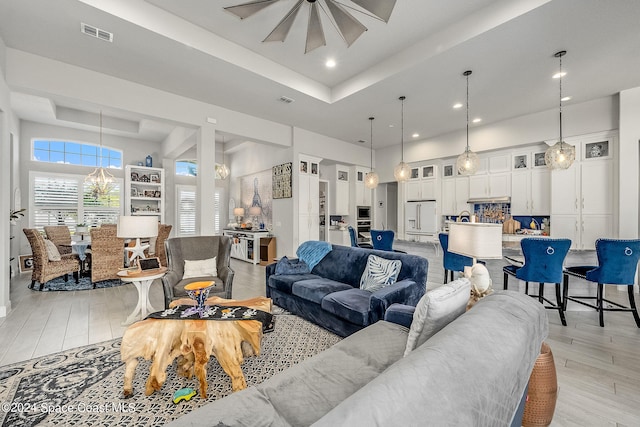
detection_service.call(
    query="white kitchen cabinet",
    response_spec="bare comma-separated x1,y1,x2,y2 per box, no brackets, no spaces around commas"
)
550,133,616,250
455,178,470,213
407,165,438,202
489,154,510,173
511,169,550,215
298,154,322,247
328,164,350,216
441,177,469,215
353,167,372,206
328,229,350,246
468,173,510,198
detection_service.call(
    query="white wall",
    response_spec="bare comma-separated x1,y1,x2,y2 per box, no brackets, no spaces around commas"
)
619,87,640,239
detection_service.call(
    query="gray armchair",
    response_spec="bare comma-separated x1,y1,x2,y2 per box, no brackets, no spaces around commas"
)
161,235,235,308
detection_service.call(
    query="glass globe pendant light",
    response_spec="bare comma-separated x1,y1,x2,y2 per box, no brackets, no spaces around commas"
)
545,50,575,170
364,116,379,189
393,96,411,182
217,135,230,179
456,70,478,175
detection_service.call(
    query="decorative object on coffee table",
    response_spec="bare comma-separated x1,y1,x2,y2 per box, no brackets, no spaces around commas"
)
182,281,215,318
523,342,558,426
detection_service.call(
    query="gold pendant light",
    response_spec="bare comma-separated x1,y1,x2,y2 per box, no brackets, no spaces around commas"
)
364,116,379,189
85,111,115,198
394,96,411,182
545,50,575,170
456,70,478,175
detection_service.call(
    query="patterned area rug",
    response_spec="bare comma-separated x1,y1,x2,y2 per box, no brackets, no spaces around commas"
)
0,314,341,426
32,277,124,292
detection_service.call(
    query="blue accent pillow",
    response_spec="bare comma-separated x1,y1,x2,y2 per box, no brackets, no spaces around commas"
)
360,254,402,292
275,256,311,275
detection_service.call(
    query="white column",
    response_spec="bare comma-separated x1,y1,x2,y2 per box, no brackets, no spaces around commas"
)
196,125,216,235
618,87,640,239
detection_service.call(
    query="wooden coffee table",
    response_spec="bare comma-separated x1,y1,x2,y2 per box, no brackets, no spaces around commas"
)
121,296,272,399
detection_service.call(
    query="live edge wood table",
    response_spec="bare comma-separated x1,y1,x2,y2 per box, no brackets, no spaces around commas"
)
120,295,272,399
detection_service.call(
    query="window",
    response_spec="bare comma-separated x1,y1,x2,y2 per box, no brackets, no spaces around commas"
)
176,186,224,236
32,139,122,169
31,172,122,231
176,160,197,176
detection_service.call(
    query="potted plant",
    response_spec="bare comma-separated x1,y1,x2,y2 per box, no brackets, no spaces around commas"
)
10,208,26,225
76,223,89,233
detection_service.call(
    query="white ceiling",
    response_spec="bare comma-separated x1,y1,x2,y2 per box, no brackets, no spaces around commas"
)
1,0,640,149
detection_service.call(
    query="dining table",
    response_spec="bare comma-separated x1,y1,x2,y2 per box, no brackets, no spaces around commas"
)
61,240,92,275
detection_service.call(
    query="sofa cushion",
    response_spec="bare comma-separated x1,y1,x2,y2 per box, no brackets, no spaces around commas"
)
360,254,402,292
404,278,471,356
269,273,321,295
274,256,310,275
321,289,372,326
183,257,217,279
292,279,352,304
44,239,62,261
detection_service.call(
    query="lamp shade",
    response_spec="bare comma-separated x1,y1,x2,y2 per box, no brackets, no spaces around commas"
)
233,207,245,217
448,222,502,260
248,206,262,216
117,216,158,239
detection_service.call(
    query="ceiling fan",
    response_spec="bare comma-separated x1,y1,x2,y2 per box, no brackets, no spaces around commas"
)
224,0,397,54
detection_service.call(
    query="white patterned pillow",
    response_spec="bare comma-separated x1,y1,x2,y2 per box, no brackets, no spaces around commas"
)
44,239,61,261
183,257,217,279
359,255,402,292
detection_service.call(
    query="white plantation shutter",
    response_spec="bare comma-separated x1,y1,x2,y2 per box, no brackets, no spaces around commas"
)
214,188,222,235
30,172,122,231
177,185,196,236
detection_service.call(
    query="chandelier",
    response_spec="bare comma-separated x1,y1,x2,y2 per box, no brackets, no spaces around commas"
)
85,111,115,198
393,96,411,182
456,70,478,175
217,136,230,180
364,116,379,189
545,50,575,170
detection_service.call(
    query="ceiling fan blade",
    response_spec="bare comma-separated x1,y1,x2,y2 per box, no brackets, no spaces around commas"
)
351,0,397,23
325,0,367,47
305,2,326,54
263,0,303,42
224,0,280,20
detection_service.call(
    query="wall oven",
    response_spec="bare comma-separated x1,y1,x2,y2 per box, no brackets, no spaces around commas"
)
357,206,371,221
357,206,371,243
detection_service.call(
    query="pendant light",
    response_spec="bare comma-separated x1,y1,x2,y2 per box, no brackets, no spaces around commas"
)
393,96,411,182
85,111,115,199
545,50,575,170
364,117,379,189
456,70,478,175
217,135,230,180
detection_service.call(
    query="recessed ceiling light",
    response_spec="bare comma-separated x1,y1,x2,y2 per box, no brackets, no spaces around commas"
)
412,133,419,138
561,96,572,102
389,124,394,128
325,59,336,68
472,118,482,123
453,103,463,109
552,71,567,79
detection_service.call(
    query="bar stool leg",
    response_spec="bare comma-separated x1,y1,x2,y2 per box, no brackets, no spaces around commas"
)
597,283,604,327
538,282,544,304
503,271,509,290
444,269,448,284
562,274,569,311
556,282,567,326
628,286,640,328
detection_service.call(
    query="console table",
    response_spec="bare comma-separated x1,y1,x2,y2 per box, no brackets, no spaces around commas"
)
223,229,275,265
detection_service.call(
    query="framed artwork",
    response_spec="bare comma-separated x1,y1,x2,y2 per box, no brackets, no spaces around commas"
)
273,162,292,199
533,152,546,168
154,190,161,198
513,154,528,169
311,163,318,175
19,255,34,272
130,172,139,181
149,173,160,183
300,161,308,173
584,141,610,159
144,190,155,197
443,165,453,177
131,188,138,197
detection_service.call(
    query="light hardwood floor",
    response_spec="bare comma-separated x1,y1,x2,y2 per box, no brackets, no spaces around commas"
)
1,243,639,426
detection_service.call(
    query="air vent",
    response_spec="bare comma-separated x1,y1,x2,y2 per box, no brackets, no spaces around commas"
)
358,140,366,143
278,96,295,104
81,23,113,42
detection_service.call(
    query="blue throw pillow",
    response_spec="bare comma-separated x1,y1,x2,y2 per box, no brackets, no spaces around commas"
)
275,256,311,275
360,254,402,292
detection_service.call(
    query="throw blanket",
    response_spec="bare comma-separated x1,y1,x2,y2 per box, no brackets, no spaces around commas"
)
297,241,332,271
147,305,275,333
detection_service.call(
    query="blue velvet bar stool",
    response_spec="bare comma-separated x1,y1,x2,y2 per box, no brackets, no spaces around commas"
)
370,229,395,251
438,233,474,284
563,239,640,328
348,226,372,249
503,238,571,326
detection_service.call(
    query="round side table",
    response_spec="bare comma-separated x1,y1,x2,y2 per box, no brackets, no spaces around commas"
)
118,267,167,325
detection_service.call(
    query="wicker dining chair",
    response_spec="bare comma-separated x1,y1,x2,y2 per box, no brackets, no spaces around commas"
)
44,225,72,255
23,228,80,290
154,224,172,267
89,225,125,287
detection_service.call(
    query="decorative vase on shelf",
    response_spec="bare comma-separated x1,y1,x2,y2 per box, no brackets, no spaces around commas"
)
145,155,153,167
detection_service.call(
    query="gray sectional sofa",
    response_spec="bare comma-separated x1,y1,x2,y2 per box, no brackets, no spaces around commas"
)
167,290,548,427
265,244,429,337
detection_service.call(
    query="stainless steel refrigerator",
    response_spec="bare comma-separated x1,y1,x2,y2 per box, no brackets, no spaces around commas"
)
406,201,437,235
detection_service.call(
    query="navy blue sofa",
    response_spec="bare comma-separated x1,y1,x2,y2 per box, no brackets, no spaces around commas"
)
265,244,428,337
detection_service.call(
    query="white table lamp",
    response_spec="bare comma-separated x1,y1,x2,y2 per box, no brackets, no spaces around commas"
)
448,222,503,293
233,207,245,224
248,206,262,224
117,216,159,264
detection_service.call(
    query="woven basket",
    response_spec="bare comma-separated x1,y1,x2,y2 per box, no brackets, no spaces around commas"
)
523,342,558,427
